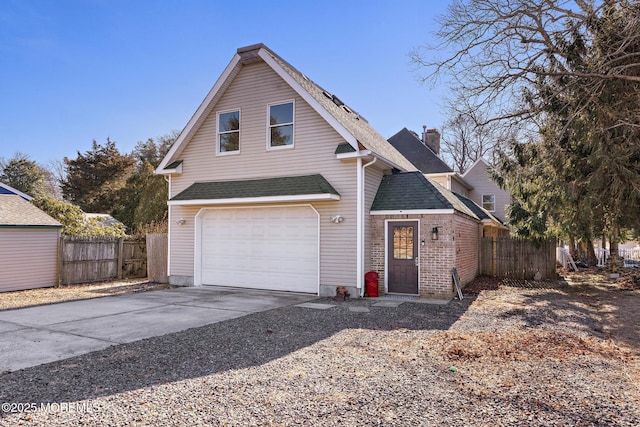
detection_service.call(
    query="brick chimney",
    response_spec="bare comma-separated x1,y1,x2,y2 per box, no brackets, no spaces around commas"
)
422,125,440,155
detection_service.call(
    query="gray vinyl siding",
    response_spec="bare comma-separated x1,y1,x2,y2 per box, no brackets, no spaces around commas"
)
0,228,59,292
169,61,359,289
465,161,511,222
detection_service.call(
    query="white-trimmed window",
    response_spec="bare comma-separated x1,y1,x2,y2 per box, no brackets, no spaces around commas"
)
268,101,294,148
482,194,496,212
217,110,240,154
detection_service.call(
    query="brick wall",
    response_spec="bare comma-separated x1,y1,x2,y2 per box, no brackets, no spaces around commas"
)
454,215,481,286
370,213,480,299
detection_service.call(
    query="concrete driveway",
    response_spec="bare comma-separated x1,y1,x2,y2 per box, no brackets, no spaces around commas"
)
0,286,317,372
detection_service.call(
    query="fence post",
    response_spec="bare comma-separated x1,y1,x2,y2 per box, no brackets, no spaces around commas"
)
57,235,63,287
492,237,497,276
117,237,124,280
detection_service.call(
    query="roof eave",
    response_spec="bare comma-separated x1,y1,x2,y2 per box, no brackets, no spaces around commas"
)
157,162,183,175
169,193,341,206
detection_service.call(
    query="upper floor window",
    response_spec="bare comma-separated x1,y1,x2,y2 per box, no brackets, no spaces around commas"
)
217,110,240,154
268,101,294,148
482,194,496,212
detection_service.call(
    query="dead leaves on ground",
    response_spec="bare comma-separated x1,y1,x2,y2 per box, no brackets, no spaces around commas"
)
429,330,634,364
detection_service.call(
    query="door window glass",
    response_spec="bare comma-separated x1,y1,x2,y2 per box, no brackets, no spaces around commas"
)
393,226,413,259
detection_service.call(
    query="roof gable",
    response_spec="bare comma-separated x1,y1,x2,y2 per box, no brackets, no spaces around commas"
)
387,128,453,174
462,157,491,178
0,195,62,228
157,43,417,173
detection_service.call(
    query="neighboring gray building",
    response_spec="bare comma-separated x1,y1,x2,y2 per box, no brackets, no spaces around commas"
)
0,195,62,292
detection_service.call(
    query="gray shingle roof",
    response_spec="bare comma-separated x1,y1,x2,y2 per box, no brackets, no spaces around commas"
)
387,128,453,173
171,174,339,201
0,195,62,228
371,172,478,219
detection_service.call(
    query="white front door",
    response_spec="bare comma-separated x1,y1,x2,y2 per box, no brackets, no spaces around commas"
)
199,206,318,293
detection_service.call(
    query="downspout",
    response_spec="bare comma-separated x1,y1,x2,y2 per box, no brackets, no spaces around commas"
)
164,175,171,277
357,156,378,297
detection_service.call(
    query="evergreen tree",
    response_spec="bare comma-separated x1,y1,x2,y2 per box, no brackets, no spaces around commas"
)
0,153,47,197
61,139,136,213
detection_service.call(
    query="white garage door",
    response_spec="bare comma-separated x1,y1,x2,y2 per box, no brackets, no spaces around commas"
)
199,206,318,293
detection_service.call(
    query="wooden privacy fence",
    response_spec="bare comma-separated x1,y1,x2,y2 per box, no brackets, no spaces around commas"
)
481,237,557,280
60,237,147,285
146,233,168,283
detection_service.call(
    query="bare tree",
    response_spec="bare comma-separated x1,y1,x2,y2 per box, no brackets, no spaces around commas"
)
411,0,640,131
440,106,512,172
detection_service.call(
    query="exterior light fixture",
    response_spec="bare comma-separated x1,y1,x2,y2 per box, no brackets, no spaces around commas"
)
330,215,344,224
176,218,186,225
431,227,439,240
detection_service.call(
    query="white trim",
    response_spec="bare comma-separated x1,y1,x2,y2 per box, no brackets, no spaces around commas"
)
336,150,409,172
156,53,242,172
336,150,370,160
194,204,320,294
167,176,172,277
370,209,455,216
266,100,295,150
216,108,241,156
384,219,420,295
160,162,183,175
257,48,359,151
169,193,340,206
0,182,32,201
356,158,363,292
481,194,496,212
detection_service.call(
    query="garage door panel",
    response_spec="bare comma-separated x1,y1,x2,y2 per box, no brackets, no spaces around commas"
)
200,206,318,293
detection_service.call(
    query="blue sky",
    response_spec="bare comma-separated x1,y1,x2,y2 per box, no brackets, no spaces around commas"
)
0,0,449,166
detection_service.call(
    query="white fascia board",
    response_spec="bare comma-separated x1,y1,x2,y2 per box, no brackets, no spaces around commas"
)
157,163,183,176
337,150,408,172
168,193,340,206
156,54,243,173
336,150,371,160
258,48,359,151
370,209,455,215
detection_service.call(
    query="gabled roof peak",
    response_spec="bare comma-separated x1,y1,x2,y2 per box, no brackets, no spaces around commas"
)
156,44,417,173
237,43,269,64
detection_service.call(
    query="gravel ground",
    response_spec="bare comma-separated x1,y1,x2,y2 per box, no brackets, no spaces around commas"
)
0,275,638,426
